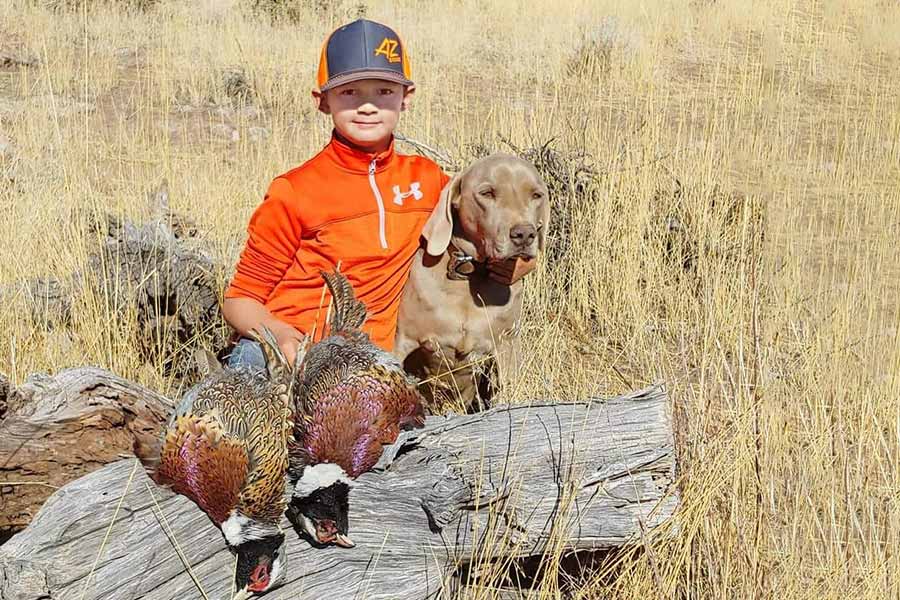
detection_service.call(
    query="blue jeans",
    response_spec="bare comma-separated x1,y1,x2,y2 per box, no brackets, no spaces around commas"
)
227,337,266,371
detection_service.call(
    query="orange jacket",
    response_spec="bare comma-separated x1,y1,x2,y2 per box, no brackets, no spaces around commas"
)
225,133,449,351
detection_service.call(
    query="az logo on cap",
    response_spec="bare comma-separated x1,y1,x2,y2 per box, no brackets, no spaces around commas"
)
374,38,402,63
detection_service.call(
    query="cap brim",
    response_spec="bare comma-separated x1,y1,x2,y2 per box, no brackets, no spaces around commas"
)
320,69,414,92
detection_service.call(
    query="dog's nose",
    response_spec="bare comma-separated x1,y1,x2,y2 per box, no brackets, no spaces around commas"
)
509,223,537,247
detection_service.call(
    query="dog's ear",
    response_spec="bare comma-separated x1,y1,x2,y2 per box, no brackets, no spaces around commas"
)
422,173,462,256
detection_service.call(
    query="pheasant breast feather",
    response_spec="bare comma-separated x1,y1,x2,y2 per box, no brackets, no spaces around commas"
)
291,270,426,478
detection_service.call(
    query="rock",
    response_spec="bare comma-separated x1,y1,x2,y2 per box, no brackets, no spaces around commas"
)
234,104,261,119
0,52,38,70
569,16,644,78
221,68,254,103
40,94,95,116
0,99,16,118
588,16,643,57
113,46,142,69
214,104,261,120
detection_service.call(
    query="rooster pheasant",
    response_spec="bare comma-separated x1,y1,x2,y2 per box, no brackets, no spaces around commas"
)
136,327,295,600
287,269,426,548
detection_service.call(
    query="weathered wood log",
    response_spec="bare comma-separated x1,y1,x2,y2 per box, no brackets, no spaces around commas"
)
0,180,228,378
0,368,173,540
0,382,677,600
86,184,229,376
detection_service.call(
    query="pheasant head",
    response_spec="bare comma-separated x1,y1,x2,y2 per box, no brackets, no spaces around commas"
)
288,463,355,548
223,516,286,599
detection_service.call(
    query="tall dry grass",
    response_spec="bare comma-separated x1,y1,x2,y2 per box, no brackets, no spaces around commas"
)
1,0,899,597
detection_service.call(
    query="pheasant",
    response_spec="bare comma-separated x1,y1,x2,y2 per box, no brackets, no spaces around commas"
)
136,327,295,600
287,269,426,548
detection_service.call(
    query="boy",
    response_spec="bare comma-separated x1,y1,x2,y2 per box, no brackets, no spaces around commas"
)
223,19,449,367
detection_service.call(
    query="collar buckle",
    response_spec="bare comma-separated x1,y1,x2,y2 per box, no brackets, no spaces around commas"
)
447,249,478,281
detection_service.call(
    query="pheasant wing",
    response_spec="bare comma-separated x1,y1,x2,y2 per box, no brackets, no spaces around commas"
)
369,366,426,432
153,411,249,525
238,386,293,524
348,369,425,475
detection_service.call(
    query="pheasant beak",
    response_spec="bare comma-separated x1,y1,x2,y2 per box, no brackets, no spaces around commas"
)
231,587,252,600
313,518,355,548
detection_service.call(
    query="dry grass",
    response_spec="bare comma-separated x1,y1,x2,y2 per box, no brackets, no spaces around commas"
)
1,0,899,597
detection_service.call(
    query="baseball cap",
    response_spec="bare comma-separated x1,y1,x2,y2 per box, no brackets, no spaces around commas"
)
316,19,414,92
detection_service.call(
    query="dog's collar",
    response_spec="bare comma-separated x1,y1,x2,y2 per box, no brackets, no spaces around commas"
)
446,241,485,281
444,242,537,285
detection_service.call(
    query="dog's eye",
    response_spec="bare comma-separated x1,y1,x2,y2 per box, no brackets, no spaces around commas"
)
532,192,544,200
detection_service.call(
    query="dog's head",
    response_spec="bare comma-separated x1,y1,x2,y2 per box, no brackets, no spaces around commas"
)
422,154,549,262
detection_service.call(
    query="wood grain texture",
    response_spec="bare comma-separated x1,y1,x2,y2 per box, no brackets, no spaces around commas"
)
0,368,173,539
1,384,676,600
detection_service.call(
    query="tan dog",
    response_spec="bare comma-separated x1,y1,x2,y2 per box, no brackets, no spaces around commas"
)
394,154,550,411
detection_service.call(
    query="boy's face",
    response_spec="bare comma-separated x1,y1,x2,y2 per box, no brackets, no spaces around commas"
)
314,79,414,152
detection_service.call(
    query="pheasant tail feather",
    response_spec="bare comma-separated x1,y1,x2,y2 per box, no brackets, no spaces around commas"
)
249,325,292,380
321,269,367,334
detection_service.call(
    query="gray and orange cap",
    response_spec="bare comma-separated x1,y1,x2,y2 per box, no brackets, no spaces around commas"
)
317,19,413,92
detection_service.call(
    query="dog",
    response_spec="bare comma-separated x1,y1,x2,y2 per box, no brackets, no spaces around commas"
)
394,153,549,412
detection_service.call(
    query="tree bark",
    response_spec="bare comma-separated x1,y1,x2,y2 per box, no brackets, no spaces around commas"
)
0,368,173,540
0,378,677,600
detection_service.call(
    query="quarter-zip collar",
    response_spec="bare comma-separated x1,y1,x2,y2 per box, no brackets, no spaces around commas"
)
327,130,396,174
326,131,393,250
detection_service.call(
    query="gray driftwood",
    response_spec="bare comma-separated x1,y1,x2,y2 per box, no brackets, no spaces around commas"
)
0,368,173,540
0,380,676,600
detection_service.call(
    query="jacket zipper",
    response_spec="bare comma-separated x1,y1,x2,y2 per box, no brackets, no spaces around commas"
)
368,158,388,249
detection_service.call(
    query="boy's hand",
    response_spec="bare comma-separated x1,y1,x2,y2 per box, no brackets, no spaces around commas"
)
269,321,306,365
487,256,538,285
222,297,308,365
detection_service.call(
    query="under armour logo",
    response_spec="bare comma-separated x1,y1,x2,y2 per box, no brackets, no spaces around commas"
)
392,182,423,205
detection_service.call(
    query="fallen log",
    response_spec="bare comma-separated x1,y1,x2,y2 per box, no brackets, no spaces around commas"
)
0,180,228,379
0,368,173,541
0,380,677,600
84,196,228,376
